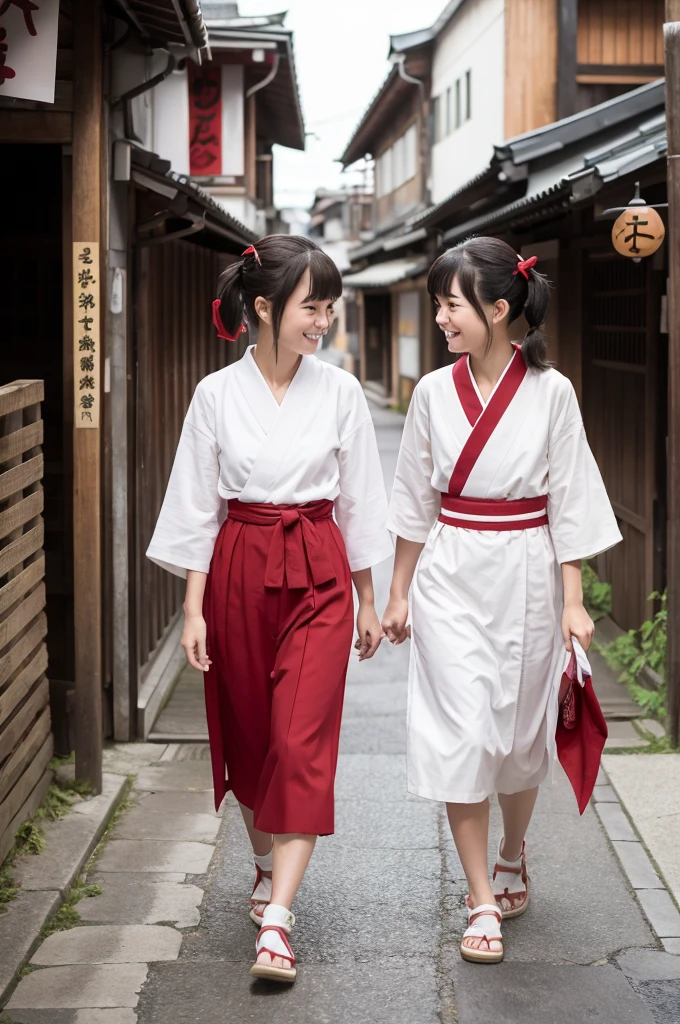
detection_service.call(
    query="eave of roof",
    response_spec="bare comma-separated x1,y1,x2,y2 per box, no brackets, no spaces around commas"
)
389,0,469,55
496,78,665,165
207,27,305,150
130,145,257,248
117,0,210,61
343,256,429,288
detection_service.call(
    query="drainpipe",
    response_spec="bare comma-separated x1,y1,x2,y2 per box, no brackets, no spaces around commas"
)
245,51,281,99
391,52,431,208
114,53,177,142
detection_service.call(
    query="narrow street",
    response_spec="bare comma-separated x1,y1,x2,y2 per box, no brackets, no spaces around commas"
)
132,408,665,1024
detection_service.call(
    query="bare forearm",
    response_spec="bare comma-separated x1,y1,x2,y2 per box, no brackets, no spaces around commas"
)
561,560,583,607
351,567,375,606
184,569,208,617
390,537,425,599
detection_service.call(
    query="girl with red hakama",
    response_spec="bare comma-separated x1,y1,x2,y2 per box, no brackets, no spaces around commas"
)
382,237,621,965
148,236,392,983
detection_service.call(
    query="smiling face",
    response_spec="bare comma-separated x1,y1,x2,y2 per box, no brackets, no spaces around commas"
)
433,273,509,359
258,269,336,357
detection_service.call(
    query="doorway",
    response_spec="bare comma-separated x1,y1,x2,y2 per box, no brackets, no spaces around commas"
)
363,293,392,395
0,144,74,741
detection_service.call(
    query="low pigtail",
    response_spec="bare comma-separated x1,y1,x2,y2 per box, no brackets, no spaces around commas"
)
522,269,551,370
215,261,247,338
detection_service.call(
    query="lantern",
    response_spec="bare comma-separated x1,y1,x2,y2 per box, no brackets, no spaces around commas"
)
603,182,667,263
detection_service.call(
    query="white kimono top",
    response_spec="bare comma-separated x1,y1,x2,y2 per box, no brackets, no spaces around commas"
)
147,346,393,578
387,355,622,804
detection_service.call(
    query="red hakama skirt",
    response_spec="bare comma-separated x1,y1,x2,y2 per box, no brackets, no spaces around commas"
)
203,499,354,835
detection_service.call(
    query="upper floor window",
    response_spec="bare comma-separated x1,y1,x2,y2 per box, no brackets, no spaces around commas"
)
434,69,472,143
376,123,418,198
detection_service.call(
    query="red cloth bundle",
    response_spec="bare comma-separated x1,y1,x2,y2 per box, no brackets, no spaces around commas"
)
556,639,608,815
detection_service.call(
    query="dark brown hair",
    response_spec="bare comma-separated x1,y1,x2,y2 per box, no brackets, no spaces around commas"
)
216,234,342,347
427,236,551,370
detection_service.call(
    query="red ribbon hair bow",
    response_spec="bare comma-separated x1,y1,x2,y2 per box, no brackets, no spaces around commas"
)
212,299,246,342
513,255,538,280
242,244,261,265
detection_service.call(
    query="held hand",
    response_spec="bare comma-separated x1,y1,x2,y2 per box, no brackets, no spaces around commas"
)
181,612,212,672
354,603,385,661
381,597,410,645
562,602,594,653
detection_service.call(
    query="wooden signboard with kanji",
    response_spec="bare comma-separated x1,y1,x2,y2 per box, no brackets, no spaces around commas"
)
72,242,100,428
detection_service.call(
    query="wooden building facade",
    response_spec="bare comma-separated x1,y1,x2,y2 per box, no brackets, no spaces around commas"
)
0,0,302,814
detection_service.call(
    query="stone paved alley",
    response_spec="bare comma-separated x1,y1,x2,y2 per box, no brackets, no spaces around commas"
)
3,408,680,1024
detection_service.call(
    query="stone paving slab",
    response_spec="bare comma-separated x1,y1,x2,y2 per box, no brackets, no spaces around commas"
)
0,890,61,1005
595,801,638,842
617,947,680,981
133,762,213,793
592,784,618,803
341,680,408,717
662,937,680,955
31,925,181,966
0,1010,137,1024
136,958,439,1024
113,807,220,843
635,888,680,938
14,774,128,895
6,964,148,1010
612,840,664,889
79,874,202,927
451,963,655,1024
96,839,214,874
602,754,680,904
134,790,219,816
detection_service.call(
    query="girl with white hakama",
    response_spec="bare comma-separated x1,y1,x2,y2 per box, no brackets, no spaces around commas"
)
382,237,621,965
148,236,392,983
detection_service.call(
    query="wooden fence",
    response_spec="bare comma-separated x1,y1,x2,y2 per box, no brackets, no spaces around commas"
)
0,380,51,865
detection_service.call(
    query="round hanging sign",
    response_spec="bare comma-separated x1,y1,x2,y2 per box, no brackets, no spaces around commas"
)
612,206,665,260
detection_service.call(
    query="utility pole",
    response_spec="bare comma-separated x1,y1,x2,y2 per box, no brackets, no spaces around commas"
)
665,0,680,747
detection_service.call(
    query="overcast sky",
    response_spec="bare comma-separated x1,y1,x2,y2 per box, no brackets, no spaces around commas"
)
238,0,447,209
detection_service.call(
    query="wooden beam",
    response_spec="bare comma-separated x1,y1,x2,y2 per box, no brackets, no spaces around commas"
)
0,112,72,143
72,0,103,793
665,1,680,747
557,0,578,120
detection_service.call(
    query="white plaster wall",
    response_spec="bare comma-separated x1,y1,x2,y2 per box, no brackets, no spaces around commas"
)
221,65,244,176
431,0,505,203
152,68,190,176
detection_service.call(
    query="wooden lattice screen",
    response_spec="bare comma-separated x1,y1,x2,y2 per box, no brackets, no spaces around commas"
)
0,380,52,865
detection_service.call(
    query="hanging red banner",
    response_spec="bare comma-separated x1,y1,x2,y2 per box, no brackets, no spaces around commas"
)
188,62,222,176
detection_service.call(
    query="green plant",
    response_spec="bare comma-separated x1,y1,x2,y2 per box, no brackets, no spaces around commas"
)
0,866,18,912
582,561,612,621
39,874,103,938
602,590,667,719
14,822,45,856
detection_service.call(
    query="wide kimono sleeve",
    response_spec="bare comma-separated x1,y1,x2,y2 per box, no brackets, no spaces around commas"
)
146,380,223,578
386,380,441,542
547,379,622,563
334,381,393,572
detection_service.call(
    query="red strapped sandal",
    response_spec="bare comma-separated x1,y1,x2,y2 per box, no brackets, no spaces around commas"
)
250,847,273,926
250,904,297,983
461,904,504,964
493,839,530,919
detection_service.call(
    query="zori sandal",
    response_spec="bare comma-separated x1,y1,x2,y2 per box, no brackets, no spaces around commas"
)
460,904,504,964
250,847,273,926
250,904,297,983
493,839,530,919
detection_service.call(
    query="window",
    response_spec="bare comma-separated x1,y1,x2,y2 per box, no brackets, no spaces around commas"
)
376,123,418,196
434,69,472,142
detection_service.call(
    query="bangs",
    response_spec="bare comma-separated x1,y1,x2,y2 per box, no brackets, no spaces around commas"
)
427,245,480,312
303,249,343,302
427,248,466,299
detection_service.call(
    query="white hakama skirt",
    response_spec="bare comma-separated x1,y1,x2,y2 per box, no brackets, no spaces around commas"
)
407,520,566,803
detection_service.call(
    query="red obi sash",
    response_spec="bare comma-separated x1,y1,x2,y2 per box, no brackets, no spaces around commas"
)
226,499,336,589
439,350,548,533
